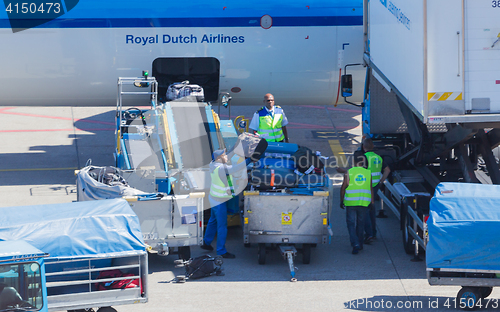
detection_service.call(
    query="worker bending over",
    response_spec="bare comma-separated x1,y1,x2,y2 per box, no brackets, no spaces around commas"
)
340,151,374,254
201,149,251,258
249,93,289,142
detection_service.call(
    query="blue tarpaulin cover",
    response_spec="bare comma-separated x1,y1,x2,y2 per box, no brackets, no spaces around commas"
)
0,199,145,260
426,182,500,270
0,240,46,262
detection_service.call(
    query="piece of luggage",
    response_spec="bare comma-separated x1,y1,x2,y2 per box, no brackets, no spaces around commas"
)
166,81,204,101
291,146,325,175
255,157,295,170
96,269,140,291
234,132,268,161
265,142,299,155
87,166,129,187
249,168,298,189
297,173,326,187
175,255,224,281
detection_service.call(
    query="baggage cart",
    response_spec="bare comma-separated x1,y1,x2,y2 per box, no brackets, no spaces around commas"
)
76,165,205,259
243,187,332,281
0,199,148,312
426,183,500,310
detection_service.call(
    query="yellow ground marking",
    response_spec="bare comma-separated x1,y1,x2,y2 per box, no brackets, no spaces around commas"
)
328,139,348,168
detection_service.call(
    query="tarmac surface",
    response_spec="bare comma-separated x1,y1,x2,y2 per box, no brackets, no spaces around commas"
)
1,103,498,311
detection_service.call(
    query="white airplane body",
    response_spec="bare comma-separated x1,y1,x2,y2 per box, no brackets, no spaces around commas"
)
0,0,364,106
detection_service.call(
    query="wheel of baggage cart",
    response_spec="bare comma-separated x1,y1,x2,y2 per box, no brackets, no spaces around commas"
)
178,246,191,260
302,244,311,264
258,243,266,265
457,287,482,310
480,287,493,299
96,307,117,312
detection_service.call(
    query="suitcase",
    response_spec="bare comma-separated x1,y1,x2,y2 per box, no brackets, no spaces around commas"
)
291,146,325,174
234,132,268,161
166,81,204,101
297,173,326,187
265,142,299,155
249,168,297,189
255,157,295,170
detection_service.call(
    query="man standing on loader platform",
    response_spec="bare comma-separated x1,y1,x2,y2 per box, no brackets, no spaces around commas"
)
362,138,391,243
340,151,373,254
201,149,251,259
249,93,289,143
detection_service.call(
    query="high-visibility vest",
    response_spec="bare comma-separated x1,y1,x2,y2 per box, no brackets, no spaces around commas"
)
209,164,234,199
365,151,383,187
344,166,372,207
256,106,284,142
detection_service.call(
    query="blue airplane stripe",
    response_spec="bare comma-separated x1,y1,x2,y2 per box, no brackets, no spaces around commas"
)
0,16,362,29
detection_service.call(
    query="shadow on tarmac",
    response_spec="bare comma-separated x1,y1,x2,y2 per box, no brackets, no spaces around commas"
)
0,110,115,186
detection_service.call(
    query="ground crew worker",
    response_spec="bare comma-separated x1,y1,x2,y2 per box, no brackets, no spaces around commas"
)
249,93,289,142
340,150,373,254
201,149,251,258
363,138,391,243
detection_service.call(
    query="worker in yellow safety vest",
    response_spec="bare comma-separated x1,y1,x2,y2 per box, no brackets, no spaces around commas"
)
363,138,391,244
340,150,374,254
201,149,251,259
249,93,289,142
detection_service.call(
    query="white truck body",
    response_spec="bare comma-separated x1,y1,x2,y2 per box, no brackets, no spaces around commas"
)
367,0,500,124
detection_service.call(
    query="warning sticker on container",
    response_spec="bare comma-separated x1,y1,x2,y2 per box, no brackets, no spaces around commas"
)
282,213,292,225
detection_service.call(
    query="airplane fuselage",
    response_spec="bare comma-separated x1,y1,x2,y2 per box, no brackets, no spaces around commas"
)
0,0,364,106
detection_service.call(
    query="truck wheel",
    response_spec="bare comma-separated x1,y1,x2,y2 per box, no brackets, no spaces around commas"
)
480,287,493,299
457,287,481,310
401,212,413,255
258,243,266,265
302,244,311,264
97,307,117,312
178,246,191,260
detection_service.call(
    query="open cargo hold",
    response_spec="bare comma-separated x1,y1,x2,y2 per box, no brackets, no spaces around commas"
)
367,0,500,124
0,199,148,312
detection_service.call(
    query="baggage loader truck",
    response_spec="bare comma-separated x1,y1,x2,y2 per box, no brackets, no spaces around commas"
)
78,65,239,259
0,199,148,312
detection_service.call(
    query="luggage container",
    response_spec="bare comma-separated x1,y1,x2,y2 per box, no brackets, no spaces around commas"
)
0,199,148,312
426,183,500,310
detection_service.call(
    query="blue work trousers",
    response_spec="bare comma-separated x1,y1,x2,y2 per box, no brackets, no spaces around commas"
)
364,184,379,238
346,205,368,249
204,197,228,255
364,204,376,238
